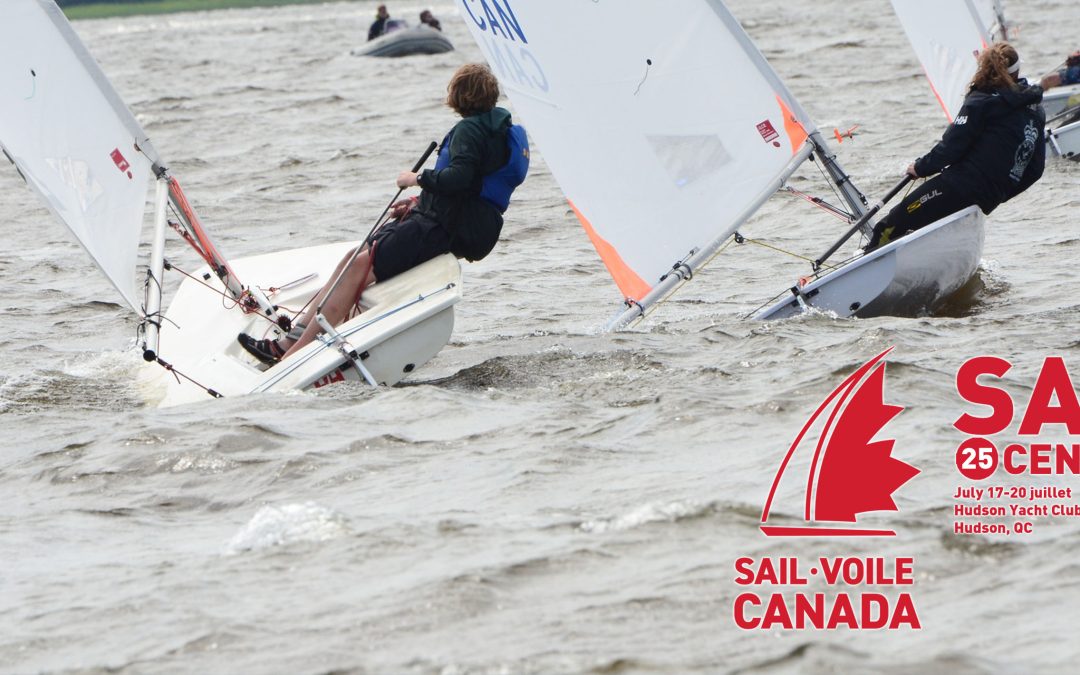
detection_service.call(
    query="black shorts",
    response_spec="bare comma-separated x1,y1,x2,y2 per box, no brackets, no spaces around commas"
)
367,212,452,282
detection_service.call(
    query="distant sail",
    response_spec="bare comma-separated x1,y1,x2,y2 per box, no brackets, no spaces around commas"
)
0,0,163,311
460,0,816,305
890,0,992,120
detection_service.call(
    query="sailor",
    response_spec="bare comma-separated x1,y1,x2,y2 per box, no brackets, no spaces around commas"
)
368,4,390,41
419,10,442,31
867,43,1045,250
1040,50,1080,91
238,63,529,365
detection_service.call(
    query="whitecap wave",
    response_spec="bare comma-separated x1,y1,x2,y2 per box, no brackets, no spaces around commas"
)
225,502,349,554
579,500,713,533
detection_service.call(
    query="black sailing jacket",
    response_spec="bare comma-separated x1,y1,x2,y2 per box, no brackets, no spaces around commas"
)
913,81,1046,214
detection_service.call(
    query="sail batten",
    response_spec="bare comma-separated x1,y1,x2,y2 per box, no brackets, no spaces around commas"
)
0,0,159,311
460,0,820,312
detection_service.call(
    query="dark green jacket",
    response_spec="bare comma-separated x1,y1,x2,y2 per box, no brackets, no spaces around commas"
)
415,107,512,261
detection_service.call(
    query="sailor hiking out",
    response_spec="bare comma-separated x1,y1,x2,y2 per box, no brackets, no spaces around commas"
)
239,63,528,365
868,43,1045,250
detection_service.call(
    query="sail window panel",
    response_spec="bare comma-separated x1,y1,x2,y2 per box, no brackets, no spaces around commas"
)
647,135,732,189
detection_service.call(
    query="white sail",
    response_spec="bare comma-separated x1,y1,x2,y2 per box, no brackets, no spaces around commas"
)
890,0,991,121
0,0,163,311
460,0,816,306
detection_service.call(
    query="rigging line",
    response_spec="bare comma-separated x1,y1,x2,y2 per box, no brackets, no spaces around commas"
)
164,202,239,296
810,152,849,220
164,259,290,328
742,246,862,318
152,356,223,398
620,237,737,327
902,176,920,199
735,235,837,269
783,186,852,222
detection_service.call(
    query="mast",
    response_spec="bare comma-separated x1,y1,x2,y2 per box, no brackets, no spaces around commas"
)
809,131,868,221
166,178,279,321
142,177,170,361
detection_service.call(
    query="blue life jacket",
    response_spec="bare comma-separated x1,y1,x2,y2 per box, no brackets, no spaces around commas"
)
434,124,529,213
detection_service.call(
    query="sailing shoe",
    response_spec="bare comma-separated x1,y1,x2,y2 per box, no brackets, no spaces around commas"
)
237,333,284,366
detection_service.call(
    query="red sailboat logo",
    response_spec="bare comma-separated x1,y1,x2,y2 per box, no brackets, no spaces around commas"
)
760,347,919,537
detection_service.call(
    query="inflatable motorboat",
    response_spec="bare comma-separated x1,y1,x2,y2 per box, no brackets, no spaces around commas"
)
352,22,453,58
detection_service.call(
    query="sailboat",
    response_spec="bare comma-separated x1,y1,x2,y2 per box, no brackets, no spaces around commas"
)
0,0,463,406
460,0,984,325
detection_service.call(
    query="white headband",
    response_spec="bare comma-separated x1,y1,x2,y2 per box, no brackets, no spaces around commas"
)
1008,59,1021,75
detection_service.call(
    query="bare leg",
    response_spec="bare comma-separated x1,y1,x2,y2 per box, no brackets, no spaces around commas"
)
282,247,377,357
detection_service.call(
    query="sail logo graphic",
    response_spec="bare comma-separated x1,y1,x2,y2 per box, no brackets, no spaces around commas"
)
760,348,919,537
110,148,133,180
756,120,781,148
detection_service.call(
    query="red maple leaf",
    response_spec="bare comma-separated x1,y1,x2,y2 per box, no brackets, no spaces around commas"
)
812,364,919,522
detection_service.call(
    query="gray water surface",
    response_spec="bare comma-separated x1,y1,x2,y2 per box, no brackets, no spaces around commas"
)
2,1,1080,673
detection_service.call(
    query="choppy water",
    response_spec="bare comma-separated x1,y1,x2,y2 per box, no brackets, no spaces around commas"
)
3,0,1080,672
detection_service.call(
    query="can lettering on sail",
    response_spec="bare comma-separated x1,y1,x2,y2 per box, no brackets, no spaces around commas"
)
461,0,549,93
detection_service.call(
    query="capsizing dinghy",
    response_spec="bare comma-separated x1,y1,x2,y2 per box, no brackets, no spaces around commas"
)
0,0,462,406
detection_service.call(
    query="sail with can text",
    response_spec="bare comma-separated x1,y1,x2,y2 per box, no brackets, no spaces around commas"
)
459,0,822,324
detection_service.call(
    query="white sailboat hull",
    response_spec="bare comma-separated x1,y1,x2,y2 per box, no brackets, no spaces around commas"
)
1043,84,1080,119
140,245,461,407
1049,119,1080,161
755,206,985,320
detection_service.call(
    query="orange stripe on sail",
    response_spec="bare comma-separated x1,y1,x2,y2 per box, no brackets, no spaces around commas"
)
775,95,809,155
921,66,954,121
568,199,651,302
